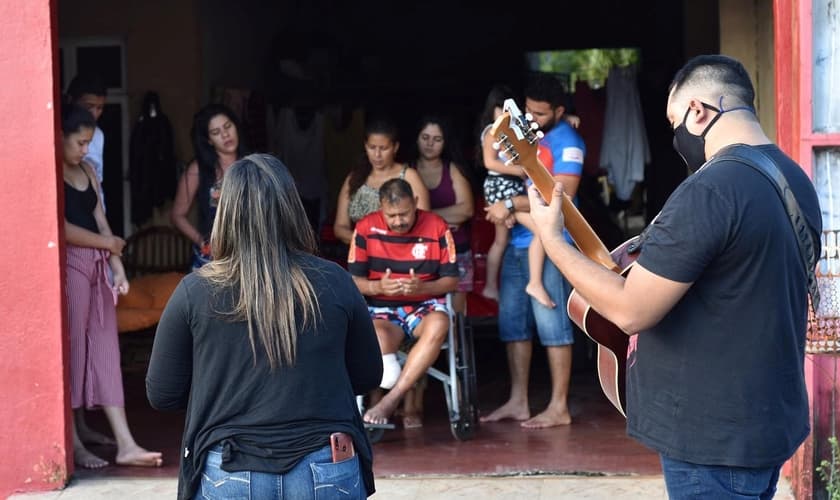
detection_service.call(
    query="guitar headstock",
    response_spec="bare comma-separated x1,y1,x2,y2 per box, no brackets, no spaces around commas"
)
489,98,544,167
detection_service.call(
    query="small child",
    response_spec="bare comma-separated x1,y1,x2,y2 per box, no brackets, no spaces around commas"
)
479,106,555,309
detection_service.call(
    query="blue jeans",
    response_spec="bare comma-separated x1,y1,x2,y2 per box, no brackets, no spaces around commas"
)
498,245,574,346
196,444,364,499
660,455,781,500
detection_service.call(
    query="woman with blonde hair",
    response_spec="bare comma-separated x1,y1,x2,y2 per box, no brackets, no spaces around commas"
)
147,153,382,499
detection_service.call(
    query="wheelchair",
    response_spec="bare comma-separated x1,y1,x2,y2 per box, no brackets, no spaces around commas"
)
359,293,479,442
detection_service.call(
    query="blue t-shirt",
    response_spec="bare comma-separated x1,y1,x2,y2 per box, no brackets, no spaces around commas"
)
510,120,585,248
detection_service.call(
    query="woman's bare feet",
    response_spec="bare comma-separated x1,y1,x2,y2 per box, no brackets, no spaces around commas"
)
525,282,556,309
480,399,530,423
520,406,572,429
481,285,499,302
116,445,163,467
74,445,109,469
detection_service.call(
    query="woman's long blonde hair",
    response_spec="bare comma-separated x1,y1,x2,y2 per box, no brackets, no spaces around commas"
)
198,153,319,369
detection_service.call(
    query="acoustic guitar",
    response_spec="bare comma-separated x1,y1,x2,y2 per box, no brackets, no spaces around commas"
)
490,99,638,416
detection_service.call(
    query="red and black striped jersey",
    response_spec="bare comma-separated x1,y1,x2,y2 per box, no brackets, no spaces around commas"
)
348,209,458,307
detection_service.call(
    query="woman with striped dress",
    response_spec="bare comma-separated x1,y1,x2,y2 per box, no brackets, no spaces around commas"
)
61,103,162,469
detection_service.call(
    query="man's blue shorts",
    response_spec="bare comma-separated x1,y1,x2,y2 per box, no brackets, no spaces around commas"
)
498,246,575,346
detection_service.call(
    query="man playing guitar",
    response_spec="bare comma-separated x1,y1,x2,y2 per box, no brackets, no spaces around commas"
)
528,55,821,499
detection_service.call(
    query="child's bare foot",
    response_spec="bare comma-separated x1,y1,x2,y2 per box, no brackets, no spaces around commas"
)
116,445,163,467
74,445,109,469
482,285,499,302
526,283,556,309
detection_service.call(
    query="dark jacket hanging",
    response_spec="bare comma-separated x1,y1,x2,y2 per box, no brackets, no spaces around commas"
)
130,91,177,226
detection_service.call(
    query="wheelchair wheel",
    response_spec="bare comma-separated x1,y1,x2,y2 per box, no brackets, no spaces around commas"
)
451,313,479,441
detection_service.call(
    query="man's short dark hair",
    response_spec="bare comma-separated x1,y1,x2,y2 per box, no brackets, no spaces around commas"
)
669,55,755,107
525,73,568,109
379,178,414,205
66,73,107,101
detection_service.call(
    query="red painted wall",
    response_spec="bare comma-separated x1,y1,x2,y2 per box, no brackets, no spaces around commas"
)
0,0,71,497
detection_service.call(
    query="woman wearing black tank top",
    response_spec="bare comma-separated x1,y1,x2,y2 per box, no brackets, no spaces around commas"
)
61,104,162,469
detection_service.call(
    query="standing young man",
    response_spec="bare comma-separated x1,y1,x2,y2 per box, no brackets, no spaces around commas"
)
483,74,585,428
528,55,821,498
67,74,107,208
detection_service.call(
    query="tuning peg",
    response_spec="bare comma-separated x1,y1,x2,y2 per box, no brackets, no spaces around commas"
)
530,122,539,130
525,113,533,121
492,141,501,151
536,131,544,139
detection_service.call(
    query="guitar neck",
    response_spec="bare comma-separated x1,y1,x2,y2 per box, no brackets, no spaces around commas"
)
524,158,621,273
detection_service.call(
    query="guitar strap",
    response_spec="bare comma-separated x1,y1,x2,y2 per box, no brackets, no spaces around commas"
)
712,144,820,312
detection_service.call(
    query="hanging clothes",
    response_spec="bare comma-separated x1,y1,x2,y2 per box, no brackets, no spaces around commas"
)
268,105,329,233
574,80,607,178
599,64,651,201
324,105,364,214
129,92,177,226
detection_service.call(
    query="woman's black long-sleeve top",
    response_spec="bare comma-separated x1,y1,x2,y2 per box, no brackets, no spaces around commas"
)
146,255,383,500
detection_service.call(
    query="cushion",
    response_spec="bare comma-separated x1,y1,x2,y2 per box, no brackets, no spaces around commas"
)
117,307,162,333
118,285,154,309
115,272,185,333
130,272,185,309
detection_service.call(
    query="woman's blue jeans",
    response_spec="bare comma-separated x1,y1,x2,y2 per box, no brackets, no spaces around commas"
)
660,455,781,499
196,444,364,499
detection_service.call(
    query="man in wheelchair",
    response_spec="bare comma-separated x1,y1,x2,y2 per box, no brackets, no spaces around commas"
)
348,178,459,426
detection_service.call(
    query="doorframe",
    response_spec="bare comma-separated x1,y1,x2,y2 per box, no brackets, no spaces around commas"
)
59,36,133,236
775,0,840,498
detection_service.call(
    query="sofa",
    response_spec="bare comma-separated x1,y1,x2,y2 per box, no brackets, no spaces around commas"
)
116,226,192,334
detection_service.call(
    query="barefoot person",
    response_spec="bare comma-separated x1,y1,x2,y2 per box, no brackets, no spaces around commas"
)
481,74,584,429
348,179,458,426
478,85,556,309
61,103,162,468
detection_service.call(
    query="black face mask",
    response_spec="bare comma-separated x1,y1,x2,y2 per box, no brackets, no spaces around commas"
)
672,97,754,173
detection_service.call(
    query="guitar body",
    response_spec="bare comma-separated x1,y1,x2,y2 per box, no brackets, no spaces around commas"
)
567,238,639,417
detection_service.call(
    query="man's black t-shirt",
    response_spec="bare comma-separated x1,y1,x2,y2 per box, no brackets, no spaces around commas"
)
627,144,821,467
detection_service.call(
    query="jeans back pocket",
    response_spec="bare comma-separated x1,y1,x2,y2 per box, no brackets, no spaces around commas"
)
310,455,362,499
200,451,251,500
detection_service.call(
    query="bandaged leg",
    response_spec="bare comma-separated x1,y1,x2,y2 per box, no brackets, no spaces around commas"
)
380,353,402,389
